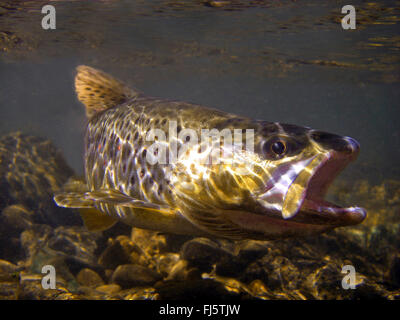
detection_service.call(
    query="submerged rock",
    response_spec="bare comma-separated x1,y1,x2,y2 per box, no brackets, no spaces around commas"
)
98,238,132,270
155,279,244,300
19,224,103,293
181,237,233,272
76,268,104,288
0,205,34,262
111,264,162,289
0,132,80,227
0,259,19,282
95,284,121,295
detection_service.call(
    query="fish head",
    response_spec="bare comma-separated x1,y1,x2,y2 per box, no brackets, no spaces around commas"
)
172,121,366,240
253,122,366,228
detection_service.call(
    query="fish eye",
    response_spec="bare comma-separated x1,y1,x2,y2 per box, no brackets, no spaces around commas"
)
262,137,288,159
271,141,286,155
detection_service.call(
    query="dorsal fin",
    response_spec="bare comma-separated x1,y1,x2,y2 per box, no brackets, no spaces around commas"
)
75,65,141,118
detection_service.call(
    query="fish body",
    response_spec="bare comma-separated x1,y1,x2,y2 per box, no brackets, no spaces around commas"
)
54,66,366,240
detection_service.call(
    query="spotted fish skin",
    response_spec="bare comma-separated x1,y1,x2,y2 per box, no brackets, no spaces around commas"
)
84,96,259,236
54,66,366,240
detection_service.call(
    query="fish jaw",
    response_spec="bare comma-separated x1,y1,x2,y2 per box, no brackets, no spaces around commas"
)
220,208,337,240
255,146,366,235
292,148,367,227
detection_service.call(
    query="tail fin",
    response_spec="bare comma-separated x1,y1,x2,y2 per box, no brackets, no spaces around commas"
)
75,65,141,118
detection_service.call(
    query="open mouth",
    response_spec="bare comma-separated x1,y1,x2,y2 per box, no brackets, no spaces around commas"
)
285,151,367,226
257,150,366,227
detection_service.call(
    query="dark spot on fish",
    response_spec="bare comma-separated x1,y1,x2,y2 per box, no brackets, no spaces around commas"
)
133,132,139,140
107,145,114,159
142,149,147,158
140,169,145,178
149,177,154,185
259,123,279,136
154,148,158,156
177,125,182,133
130,176,135,184
280,123,308,136
126,134,131,140
158,185,163,195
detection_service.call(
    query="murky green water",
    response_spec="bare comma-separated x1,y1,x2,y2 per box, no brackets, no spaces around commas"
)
1,0,399,178
0,0,399,300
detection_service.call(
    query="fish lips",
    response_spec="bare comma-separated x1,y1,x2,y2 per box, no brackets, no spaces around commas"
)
294,150,366,226
258,150,366,227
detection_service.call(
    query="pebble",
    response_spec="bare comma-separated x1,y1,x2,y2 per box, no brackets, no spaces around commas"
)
0,259,18,274
155,279,240,300
0,259,19,282
76,268,104,287
0,205,34,235
95,284,121,295
180,238,233,271
98,238,132,269
131,228,167,255
111,264,162,289
237,240,270,262
0,205,35,262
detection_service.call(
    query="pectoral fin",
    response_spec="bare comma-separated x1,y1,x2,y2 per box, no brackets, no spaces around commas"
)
54,188,214,237
54,189,171,213
54,192,94,208
54,189,118,231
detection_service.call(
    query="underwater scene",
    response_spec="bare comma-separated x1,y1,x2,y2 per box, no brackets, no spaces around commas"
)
0,0,399,301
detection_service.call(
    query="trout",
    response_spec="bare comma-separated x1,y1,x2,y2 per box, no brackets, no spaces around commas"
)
54,66,366,240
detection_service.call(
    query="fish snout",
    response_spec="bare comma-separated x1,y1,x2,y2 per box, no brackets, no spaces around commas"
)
310,130,360,157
